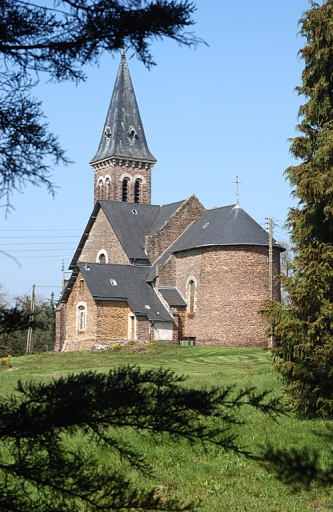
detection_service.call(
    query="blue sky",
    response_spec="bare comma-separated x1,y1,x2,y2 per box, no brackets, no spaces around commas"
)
0,0,310,299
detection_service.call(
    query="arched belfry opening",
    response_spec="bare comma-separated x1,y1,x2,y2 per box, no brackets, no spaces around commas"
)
134,178,141,203
122,177,129,202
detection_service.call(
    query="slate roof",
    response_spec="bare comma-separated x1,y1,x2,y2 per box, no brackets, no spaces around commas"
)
155,205,284,265
71,263,172,322
69,199,188,269
159,287,187,307
90,51,156,165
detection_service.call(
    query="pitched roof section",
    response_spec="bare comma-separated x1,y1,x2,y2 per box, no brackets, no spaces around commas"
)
69,199,190,268
99,200,159,260
155,205,284,265
148,200,186,235
77,263,172,322
159,287,187,307
90,51,156,165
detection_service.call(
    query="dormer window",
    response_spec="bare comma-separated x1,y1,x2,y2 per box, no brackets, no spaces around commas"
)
127,125,138,139
103,126,111,139
110,279,118,286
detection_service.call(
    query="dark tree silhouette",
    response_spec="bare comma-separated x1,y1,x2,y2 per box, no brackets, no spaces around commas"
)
0,366,286,511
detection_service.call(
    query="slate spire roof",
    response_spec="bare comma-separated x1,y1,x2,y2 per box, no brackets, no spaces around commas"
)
90,50,156,165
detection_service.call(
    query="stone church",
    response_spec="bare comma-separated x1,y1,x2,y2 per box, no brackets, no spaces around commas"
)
55,51,283,352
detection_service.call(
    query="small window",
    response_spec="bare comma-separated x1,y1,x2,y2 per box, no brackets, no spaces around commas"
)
122,178,129,202
132,209,138,215
96,250,108,264
144,305,151,309
98,253,106,264
79,280,84,294
110,279,118,286
203,222,209,229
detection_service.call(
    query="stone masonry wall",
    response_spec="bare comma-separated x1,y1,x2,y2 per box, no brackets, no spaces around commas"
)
136,315,151,341
79,209,129,265
64,271,98,351
145,195,205,263
96,300,132,342
93,160,152,205
171,306,186,344
55,303,66,351
162,245,282,348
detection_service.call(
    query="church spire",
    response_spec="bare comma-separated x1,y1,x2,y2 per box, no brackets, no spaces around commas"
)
90,51,156,165
90,51,156,205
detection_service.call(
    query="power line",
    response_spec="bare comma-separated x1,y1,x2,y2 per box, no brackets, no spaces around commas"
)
1,248,76,252
0,243,77,246
0,255,73,259
0,229,82,232
0,236,80,239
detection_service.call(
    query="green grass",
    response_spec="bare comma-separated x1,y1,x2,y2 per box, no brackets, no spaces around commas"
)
1,343,333,511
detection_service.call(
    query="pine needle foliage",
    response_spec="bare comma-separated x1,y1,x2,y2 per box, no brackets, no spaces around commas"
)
262,0,333,417
0,366,286,511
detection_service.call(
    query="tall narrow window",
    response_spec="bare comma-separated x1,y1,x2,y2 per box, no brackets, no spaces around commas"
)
105,176,111,200
134,179,141,203
189,280,195,314
76,302,87,331
122,178,129,202
98,178,104,199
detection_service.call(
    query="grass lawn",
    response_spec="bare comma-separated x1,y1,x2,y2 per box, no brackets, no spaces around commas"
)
1,343,333,511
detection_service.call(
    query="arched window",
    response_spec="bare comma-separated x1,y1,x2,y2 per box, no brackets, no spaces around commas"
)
97,178,104,199
105,176,111,200
189,280,195,313
122,177,129,202
96,249,108,264
76,302,87,331
134,179,141,203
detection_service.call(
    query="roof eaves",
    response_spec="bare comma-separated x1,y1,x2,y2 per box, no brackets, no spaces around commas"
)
69,202,101,270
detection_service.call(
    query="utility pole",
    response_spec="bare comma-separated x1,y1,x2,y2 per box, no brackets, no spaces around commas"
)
26,284,35,355
268,218,273,301
267,219,274,348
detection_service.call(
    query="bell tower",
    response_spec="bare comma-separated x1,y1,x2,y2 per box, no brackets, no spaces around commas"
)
90,50,156,205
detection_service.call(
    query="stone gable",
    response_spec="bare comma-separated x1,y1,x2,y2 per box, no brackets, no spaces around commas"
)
79,208,129,265
145,195,205,263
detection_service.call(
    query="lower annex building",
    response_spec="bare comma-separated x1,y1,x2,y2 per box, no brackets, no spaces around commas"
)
55,52,283,352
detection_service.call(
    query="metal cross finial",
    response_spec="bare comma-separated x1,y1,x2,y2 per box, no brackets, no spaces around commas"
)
233,175,241,206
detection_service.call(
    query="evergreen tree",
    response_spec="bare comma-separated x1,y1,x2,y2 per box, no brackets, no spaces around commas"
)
0,367,285,511
263,0,333,416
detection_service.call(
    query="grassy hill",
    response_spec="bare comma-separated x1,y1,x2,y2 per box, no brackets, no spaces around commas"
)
1,343,333,511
